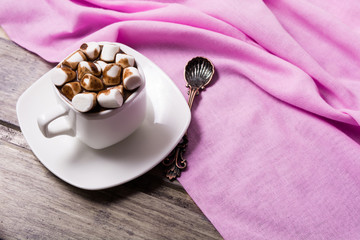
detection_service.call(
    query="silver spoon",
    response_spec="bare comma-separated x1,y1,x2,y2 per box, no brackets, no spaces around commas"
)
162,57,215,180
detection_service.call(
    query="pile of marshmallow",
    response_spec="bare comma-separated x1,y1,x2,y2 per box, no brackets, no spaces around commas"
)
50,42,143,112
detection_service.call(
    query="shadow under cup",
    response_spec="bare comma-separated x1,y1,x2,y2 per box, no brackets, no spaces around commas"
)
37,66,147,150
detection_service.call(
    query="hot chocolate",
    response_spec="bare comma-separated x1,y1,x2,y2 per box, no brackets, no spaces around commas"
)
49,42,143,113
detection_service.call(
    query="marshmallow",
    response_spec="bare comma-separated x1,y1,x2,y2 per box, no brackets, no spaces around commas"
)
79,42,100,60
77,61,102,80
61,82,81,100
50,66,76,86
62,50,87,70
103,64,122,86
72,92,97,112
115,54,135,68
80,74,104,91
123,67,143,90
95,60,107,71
97,88,124,108
114,84,132,101
113,84,124,93
100,44,120,62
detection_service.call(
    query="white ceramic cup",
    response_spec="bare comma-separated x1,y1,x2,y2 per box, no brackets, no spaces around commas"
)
37,53,146,149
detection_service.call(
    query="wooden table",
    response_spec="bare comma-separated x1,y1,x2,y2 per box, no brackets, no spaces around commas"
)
0,38,222,239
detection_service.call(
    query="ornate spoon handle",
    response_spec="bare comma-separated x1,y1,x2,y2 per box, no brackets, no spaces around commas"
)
162,57,214,181
162,87,199,180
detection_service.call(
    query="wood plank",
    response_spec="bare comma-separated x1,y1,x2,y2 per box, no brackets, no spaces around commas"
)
0,140,221,239
0,121,28,149
0,38,55,125
0,38,222,239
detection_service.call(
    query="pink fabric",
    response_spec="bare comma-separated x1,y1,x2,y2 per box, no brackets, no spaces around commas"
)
3,0,360,239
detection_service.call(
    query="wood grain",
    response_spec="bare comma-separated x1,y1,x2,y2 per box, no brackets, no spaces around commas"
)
0,39,222,240
0,39,55,125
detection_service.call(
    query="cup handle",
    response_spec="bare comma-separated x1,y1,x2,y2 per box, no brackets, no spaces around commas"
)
37,105,74,138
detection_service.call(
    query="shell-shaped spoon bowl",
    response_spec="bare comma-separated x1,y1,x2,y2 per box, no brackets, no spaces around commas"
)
184,57,214,89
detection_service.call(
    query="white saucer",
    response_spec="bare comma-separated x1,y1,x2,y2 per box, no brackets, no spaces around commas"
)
16,44,191,190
